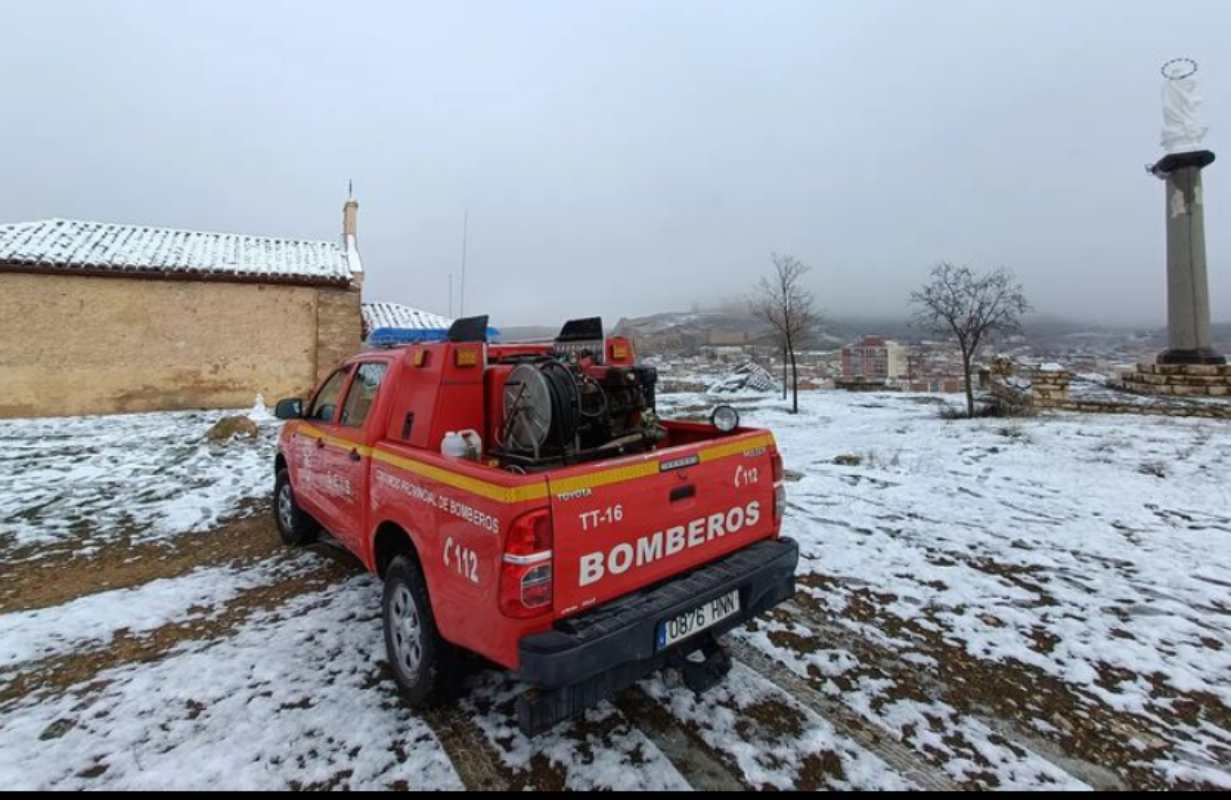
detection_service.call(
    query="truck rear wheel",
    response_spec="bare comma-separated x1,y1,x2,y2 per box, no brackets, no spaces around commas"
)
383,555,455,706
274,468,317,546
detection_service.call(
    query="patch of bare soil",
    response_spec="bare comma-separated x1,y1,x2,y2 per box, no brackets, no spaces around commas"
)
420,705,513,791
727,639,959,791
735,697,842,789
456,676,747,791
467,688,654,791
796,749,847,790
615,686,749,790
792,572,1228,790
0,503,292,614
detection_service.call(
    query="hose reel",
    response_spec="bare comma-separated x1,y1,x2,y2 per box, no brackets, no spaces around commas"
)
502,361,581,457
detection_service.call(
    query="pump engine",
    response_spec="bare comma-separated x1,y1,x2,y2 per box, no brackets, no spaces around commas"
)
493,319,663,467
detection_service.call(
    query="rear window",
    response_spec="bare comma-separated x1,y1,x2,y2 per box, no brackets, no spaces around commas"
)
340,363,388,428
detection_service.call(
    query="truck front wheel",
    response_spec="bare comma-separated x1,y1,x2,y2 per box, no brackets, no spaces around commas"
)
383,555,454,706
274,469,317,546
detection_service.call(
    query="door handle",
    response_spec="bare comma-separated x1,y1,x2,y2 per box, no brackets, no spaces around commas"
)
348,449,361,463
315,439,325,449
669,484,696,503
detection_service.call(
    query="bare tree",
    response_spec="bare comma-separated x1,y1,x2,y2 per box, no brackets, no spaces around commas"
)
751,253,819,414
910,263,1030,419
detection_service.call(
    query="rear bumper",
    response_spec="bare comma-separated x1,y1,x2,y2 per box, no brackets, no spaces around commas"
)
518,537,799,690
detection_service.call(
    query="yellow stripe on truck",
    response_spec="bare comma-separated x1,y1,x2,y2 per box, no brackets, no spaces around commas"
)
300,423,546,503
551,433,776,496
297,426,374,456
549,460,661,495
297,424,773,504
697,433,774,463
371,448,549,504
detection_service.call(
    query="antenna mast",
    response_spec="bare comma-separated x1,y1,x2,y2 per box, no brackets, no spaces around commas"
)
459,210,468,318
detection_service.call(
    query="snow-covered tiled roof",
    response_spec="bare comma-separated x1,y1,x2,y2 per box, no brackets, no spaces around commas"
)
0,218,358,285
361,302,453,336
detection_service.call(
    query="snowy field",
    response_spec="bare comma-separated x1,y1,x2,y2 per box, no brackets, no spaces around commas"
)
0,403,278,563
1,390,1230,789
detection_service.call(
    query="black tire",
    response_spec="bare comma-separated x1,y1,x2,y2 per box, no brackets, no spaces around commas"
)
274,468,317,546
383,555,456,706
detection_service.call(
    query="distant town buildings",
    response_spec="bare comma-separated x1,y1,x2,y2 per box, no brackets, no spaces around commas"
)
841,336,907,380
617,314,995,397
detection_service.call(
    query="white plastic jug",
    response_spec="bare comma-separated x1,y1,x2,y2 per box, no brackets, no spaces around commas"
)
458,429,482,460
441,431,468,459
441,429,482,461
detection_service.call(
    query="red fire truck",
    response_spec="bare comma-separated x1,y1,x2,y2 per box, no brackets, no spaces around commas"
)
272,316,797,734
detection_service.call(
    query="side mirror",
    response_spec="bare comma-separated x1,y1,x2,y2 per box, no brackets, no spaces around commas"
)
274,398,303,420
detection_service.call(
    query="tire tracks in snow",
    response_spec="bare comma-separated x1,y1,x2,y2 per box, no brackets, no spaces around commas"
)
615,686,748,790
0,554,358,707
422,705,512,791
0,512,288,614
775,599,1130,790
725,638,960,791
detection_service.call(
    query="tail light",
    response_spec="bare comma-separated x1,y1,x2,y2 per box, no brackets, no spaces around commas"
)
499,508,553,618
771,451,785,531
607,336,634,365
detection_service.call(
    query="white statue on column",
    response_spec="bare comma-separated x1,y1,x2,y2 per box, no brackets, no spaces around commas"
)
1161,59,1208,154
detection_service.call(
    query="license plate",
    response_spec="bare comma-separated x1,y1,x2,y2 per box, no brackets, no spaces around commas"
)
656,590,741,650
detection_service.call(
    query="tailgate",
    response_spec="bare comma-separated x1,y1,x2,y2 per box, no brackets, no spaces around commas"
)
548,431,777,617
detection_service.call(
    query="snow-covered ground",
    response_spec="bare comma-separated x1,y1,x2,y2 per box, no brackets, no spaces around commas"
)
0,404,280,561
661,389,1231,789
1,575,461,790
2,389,1230,789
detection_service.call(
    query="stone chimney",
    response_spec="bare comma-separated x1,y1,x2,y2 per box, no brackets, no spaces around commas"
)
343,192,359,242
342,185,363,287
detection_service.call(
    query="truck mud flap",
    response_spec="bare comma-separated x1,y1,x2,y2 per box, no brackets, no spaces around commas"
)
516,633,730,737
670,634,732,695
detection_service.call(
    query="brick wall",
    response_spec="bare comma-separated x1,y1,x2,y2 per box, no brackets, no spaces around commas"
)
313,285,363,385
0,272,361,418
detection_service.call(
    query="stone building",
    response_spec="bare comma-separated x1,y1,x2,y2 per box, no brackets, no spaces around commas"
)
0,198,364,418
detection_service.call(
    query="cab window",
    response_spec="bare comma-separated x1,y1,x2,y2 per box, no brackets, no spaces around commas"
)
340,362,388,428
307,367,350,423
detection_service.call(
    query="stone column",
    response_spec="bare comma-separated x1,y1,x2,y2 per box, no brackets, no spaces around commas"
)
1152,150,1223,365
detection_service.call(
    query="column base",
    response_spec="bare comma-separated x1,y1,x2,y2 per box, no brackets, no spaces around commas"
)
1158,348,1227,366
1122,362,1231,398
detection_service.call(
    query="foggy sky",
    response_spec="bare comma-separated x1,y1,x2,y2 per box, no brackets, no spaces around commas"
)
2,0,1227,328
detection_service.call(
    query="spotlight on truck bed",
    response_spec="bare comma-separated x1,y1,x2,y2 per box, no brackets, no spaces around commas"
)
711,404,739,433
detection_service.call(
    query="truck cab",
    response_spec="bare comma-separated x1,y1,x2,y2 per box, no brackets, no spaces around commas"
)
273,316,797,734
